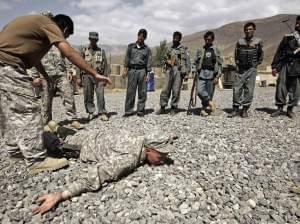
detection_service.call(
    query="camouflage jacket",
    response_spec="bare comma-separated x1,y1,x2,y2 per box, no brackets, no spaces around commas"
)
163,44,191,75
194,45,223,78
64,129,175,197
31,46,66,78
80,45,109,77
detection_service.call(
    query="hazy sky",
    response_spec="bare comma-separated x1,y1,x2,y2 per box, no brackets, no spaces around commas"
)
0,0,298,46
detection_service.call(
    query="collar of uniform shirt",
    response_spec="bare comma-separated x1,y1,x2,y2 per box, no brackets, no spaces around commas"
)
136,42,146,49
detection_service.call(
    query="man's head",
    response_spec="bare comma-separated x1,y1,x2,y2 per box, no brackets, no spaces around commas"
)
137,29,147,44
295,15,300,32
52,14,74,39
244,22,256,40
144,148,173,166
173,31,182,47
89,32,99,48
204,31,215,47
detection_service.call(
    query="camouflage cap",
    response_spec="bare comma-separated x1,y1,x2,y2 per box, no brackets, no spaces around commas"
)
143,131,177,154
89,32,99,40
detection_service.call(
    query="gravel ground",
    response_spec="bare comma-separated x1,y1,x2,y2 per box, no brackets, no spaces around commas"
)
0,87,299,224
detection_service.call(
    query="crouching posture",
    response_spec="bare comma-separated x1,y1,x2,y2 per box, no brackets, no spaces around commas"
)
33,129,176,214
194,31,222,116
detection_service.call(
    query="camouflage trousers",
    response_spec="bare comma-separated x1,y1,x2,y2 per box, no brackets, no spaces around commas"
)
0,64,46,166
41,75,76,124
160,68,183,108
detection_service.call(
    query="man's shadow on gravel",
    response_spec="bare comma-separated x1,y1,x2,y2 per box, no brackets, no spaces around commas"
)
144,108,154,115
255,107,277,115
186,107,201,115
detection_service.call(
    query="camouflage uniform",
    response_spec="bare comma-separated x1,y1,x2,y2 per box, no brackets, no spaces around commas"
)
32,46,77,124
64,129,175,197
80,45,109,115
124,43,152,115
233,37,263,109
160,45,191,109
194,45,223,107
0,62,46,166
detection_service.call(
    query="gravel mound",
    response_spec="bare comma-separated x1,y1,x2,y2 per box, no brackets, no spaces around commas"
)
0,87,299,224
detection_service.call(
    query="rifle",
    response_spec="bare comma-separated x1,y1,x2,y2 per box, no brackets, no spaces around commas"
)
187,73,197,115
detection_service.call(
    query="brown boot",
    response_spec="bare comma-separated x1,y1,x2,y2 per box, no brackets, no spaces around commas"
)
28,157,69,175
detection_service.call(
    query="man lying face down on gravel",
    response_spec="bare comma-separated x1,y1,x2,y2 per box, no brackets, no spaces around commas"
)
33,129,176,214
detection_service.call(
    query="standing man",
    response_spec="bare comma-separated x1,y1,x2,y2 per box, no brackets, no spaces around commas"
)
122,29,152,117
79,32,110,121
0,14,111,174
229,22,263,118
271,16,300,119
32,46,78,125
194,31,223,116
156,31,191,115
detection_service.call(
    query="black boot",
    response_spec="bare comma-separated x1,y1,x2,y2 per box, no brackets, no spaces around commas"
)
271,106,284,117
241,106,249,118
287,106,296,119
170,107,178,116
228,106,239,118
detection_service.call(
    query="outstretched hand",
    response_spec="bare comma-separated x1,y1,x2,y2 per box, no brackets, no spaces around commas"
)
95,74,112,85
32,192,63,215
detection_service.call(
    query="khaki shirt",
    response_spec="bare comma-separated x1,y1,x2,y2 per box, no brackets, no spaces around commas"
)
0,15,66,70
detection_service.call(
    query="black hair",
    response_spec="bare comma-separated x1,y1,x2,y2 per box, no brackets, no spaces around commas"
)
204,31,215,40
244,22,256,31
138,29,147,39
297,15,300,21
52,14,74,35
173,31,182,41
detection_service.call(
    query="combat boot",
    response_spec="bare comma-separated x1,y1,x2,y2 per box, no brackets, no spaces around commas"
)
287,106,296,119
200,109,209,117
70,121,84,129
241,106,249,118
100,114,109,121
170,107,178,116
228,106,239,118
155,107,166,115
137,111,145,117
271,106,284,117
28,157,69,175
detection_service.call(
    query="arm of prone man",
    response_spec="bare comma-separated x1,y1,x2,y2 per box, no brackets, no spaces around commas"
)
32,154,139,215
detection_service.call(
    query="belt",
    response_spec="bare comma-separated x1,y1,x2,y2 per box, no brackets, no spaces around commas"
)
129,65,146,70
